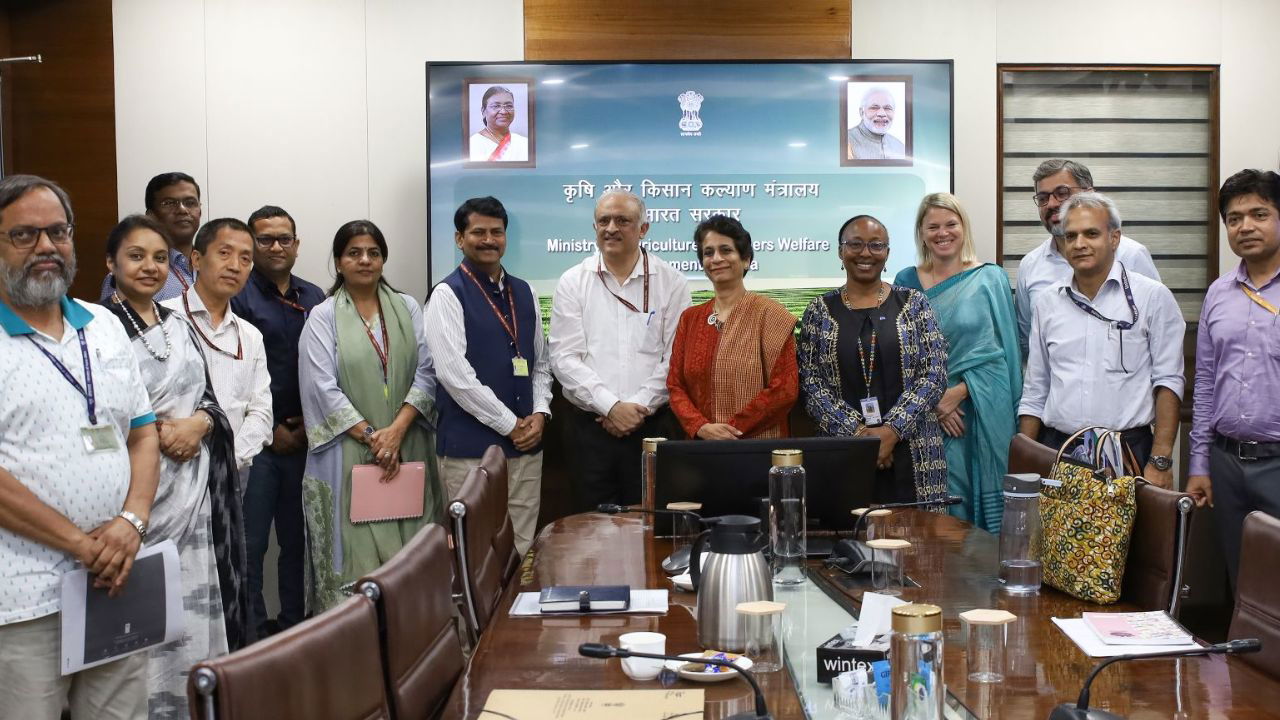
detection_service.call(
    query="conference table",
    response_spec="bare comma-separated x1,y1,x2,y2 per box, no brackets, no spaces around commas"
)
442,510,1280,719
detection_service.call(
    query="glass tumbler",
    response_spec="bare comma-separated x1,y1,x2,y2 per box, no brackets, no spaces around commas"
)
736,600,786,673
867,539,911,596
959,609,1016,684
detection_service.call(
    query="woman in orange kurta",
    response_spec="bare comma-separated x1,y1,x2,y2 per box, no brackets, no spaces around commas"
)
667,216,799,439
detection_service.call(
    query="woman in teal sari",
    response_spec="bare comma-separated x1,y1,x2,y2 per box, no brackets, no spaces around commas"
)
895,193,1020,532
299,220,439,611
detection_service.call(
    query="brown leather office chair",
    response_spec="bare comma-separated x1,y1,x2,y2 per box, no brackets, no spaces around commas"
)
1121,480,1195,616
1229,511,1280,678
188,594,389,720
357,524,464,720
448,444,520,644
1008,432,1057,477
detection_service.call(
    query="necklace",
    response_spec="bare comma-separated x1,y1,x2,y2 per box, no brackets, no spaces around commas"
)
707,291,745,329
112,292,171,361
841,282,885,310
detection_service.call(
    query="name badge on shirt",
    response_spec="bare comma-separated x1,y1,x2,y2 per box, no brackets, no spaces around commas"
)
512,357,530,377
81,424,121,453
860,397,883,426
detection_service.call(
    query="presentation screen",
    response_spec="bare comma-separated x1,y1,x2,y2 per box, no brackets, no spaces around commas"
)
427,60,953,311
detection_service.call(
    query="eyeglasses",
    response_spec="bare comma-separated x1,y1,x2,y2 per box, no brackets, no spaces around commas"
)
485,102,515,112
840,240,888,254
255,234,297,249
1032,185,1084,207
157,197,201,211
1,223,74,249
595,215,636,230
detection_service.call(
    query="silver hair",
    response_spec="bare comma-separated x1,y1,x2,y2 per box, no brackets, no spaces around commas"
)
1059,191,1122,234
859,86,895,112
0,250,76,308
1032,159,1094,190
595,189,646,222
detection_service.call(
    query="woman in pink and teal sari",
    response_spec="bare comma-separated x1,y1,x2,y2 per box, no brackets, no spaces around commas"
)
895,193,1021,533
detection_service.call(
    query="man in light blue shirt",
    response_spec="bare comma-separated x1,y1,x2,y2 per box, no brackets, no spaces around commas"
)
1015,159,1161,358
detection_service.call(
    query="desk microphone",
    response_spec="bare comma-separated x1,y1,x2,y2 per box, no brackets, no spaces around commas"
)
831,496,964,573
1048,638,1261,720
579,642,772,719
597,504,705,572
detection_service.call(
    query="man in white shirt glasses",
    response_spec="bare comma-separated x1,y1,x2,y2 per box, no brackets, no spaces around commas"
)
0,174,161,719
1015,159,1161,358
1018,192,1184,487
550,190,690,511
425,196,552,555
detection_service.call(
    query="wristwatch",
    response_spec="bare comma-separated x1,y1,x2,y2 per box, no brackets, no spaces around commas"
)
363,424,375,444
117,510,147,541
1149,455,1173,472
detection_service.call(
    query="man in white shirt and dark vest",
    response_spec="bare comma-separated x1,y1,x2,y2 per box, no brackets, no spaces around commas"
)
1019,192,1185,487
0,174,161,719
550,190,691,512
425,197,552,555
1015,159,1162,358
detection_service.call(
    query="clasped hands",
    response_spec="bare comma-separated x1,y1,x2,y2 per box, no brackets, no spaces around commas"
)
76,515,144,597
156,411,211,462
508,413,547,451
598,401,650,438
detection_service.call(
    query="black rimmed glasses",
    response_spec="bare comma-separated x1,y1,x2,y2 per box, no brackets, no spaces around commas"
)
255,234,297,249
1032,185,1084,207
840,240,888,254
1,223,74,249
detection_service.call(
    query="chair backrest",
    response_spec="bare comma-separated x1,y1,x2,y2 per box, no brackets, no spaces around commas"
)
449,444,521,640
188,594,389,720
357,524,465,720
1229,510,1280,678
1008,433,1057,477
1121,480,1195,615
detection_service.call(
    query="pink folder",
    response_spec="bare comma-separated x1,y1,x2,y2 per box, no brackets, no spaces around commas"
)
349,462,426,524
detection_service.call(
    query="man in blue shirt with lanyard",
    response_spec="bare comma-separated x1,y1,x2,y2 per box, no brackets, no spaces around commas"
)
0,174,161,718
425,197,553,555
231,205,324,638
100,172,202,303
1019,192,1185,484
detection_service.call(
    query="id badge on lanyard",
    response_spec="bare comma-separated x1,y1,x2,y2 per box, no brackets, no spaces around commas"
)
28,330,121,453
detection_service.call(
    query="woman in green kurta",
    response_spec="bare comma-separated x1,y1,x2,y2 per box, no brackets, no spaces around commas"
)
895,193,1021,533
299,220,439,610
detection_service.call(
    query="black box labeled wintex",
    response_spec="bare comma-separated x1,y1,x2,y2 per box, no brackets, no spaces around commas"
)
815,633,888,684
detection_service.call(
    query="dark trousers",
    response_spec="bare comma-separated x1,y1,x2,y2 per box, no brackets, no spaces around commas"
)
1039,425,1154,470
567,405,676,513
1209,442,1280,588
244,448,306,637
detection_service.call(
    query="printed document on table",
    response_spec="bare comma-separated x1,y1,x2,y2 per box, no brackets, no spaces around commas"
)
60,539,183,675
1052,617,1202,658
480,689,703,719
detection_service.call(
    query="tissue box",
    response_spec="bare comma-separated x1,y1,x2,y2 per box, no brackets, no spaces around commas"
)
815,633,889,684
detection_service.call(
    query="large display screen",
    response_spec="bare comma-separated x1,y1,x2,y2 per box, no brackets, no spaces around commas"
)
427,61,953,311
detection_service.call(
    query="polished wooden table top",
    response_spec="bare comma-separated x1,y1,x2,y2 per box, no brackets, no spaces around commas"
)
442,512,803,719
815,509,1280,720
444,510,1280,719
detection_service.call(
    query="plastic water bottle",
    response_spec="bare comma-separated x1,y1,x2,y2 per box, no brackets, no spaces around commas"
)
997,473,1042,594
768,449,807,585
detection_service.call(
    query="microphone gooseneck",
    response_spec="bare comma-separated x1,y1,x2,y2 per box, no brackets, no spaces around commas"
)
578,642,772,719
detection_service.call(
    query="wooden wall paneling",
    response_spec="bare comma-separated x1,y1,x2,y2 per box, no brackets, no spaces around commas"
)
524,0,851,60
4,0,116,302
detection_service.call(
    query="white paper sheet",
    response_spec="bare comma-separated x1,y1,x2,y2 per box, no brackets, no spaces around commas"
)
852,592,907,648
1052,617,1204,658
60,539,183,675
509,589,669,617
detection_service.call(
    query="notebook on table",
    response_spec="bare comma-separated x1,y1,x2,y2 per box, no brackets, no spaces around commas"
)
350,462,426,523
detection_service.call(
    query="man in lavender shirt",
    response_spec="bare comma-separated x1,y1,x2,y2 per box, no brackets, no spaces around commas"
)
1188,168,1280,586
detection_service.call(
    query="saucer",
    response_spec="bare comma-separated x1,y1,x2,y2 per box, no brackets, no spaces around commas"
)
670,573,694,592
664,652,754,682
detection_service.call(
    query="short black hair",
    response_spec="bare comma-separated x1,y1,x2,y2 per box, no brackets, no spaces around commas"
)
453,196,508,232
329,219,392,296
693,215,754,276
248,205,297,235
0,174,74,226
144,172,200,212
1219,169,1280,221
837,214,886,245
105,214,170,259
193,217,253,254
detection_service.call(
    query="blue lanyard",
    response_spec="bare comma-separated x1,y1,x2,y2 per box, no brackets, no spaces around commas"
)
27,329,96,424
1064,262,1139,330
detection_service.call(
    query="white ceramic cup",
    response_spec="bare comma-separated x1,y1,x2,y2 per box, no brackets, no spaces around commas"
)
618,631,666,680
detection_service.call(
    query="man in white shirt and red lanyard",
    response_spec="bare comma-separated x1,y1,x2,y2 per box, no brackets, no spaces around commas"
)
425,196,552,555
550,190,690,512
